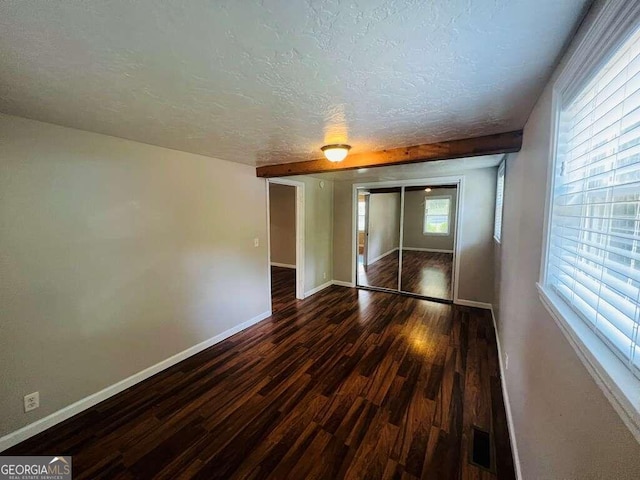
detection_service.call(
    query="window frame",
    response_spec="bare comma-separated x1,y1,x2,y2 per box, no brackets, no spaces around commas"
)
494,160,506,243
539,1,640,443
423,195,452,236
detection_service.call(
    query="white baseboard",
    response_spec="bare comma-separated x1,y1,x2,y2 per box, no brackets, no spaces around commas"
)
402,247,454,254
454,299,492,310
490,307,523,480
304,280,333,298
332,280,355,288
367,247,399,265
0,309,272,453
270,262,296,269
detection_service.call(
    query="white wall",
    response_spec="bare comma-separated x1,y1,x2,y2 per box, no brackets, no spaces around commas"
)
0,114,271,438
367,192,401,262
402,188,457,251
332,169,496,303
494,56,640,480
268,183,296,266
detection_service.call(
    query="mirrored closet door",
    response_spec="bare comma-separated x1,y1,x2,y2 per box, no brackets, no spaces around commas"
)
400,185,457,301
356,187,401,292
355,183,457,303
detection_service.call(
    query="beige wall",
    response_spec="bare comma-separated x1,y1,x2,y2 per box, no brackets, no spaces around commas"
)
457,168,496,303
269,183,296,266
289,176,333,292
0,113,271,438
333,181,353,283
333,171,495,303
493,34,640,479
403,188,457,251
367,192,401,262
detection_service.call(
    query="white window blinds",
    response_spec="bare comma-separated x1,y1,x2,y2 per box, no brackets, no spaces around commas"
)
495,161,505,241
424,196,451,235
548,26,640,377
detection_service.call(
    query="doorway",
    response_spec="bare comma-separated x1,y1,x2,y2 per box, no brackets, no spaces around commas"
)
267,179,305,311
353,178,461,304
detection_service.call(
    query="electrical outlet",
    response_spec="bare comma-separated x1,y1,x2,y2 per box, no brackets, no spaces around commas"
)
24,392,39,412
253,238,259,247
505,353,509,371
323,272,327,280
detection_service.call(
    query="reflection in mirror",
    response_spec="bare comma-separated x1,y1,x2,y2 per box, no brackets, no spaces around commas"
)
356,188,401,291
400,185,456,300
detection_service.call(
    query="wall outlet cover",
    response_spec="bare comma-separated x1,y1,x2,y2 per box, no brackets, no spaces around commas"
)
24,392,39,412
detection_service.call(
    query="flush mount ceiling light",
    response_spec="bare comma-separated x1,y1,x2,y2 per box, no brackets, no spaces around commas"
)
321,144,351,162
424,187,432,192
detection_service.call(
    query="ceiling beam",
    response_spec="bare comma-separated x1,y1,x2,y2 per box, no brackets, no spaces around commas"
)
256,130,522,178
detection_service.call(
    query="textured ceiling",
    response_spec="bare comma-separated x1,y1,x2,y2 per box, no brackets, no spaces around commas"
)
309,154,504,182
0,0,588,166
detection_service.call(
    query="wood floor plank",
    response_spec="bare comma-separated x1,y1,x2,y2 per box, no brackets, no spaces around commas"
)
358,251,453,300
4,266,516,479
401,251,453,300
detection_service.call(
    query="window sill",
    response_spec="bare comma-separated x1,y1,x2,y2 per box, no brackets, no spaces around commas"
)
537,283,640,443
423,232,449,237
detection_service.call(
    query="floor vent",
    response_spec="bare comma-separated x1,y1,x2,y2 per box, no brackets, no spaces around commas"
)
470,426,492,470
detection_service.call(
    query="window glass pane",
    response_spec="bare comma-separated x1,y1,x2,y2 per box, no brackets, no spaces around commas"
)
547,26,640,378
358,200,366,231
426,198,450,215
424,197,450,234
425,216,449,234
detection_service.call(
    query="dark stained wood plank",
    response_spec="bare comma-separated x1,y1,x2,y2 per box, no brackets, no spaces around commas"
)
358,250,400,290
358,250,453,300
401,251,453,300
256,131,523,178
4,272,516,479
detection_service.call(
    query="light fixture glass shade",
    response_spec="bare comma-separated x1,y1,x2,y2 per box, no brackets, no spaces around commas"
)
321,144,351,162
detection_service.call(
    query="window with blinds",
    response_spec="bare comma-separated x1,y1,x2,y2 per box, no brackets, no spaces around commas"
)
494,161,505,242
424,196,451,235
548,26,640,378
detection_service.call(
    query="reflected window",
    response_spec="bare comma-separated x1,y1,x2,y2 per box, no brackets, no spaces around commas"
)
424,196,451,235
358,199,366,231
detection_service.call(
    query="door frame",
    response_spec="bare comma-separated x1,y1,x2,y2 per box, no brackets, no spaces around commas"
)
351,175,464,303
267,178,305,300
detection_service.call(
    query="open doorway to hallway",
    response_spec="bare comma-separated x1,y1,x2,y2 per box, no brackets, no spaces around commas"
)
268,179,305,312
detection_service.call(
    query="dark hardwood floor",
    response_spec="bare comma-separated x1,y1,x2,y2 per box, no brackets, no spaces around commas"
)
6,271,515,480
271,266,296,313
358,251,400,290
401,251,453,300
359,250,453,301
